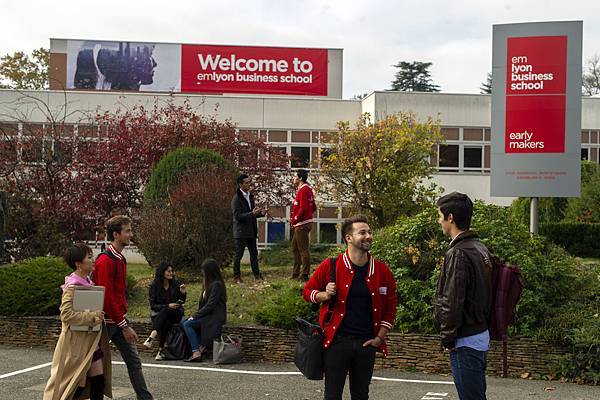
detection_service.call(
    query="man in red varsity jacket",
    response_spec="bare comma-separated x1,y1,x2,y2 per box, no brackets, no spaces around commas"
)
303,215,397,400
94,215,154,400
290,169,315,281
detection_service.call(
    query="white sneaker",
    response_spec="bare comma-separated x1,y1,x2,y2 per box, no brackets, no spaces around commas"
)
143,336,154,349
155,351,164,361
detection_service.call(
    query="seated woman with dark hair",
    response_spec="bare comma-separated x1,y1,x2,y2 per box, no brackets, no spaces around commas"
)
144,261,187,360
183,258,227,362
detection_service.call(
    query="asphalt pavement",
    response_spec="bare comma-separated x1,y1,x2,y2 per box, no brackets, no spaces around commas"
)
1,346,598,400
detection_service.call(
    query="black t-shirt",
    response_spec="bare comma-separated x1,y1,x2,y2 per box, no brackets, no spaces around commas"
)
337,261,373,337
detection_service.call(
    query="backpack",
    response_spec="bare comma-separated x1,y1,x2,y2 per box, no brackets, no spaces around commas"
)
488,254,525,377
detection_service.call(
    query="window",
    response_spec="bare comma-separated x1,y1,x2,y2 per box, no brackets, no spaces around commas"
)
267,222,285,243
463,147,483,169
291,146,310,168
319,223,338,244
581,148,590,161
438,145,459,171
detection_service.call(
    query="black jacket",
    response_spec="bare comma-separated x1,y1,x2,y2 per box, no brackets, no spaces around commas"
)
433,231,492,348
148,278,187,317
192,280,227,347
231,189,264,239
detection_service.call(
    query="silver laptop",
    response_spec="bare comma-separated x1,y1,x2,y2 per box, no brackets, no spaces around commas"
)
71,285,105,332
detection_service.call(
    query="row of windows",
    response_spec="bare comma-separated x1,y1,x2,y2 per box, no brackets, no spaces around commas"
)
3,124,600,171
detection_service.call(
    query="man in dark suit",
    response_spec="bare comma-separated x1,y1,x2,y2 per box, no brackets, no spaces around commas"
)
231,174,267,283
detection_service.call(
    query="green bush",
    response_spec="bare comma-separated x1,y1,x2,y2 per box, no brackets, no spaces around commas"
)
0,257,70,316
144,147,237,206
138,147,238,270
371,202,600,382
540,222,600,258
254,282,314,330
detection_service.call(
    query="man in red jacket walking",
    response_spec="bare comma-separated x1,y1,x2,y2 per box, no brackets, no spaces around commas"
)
94,215,153,400
303,214,397,400
290,169,315,281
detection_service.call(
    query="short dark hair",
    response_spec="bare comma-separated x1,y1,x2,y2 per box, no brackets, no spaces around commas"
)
237,174,249,185
296,169,308,182
341,214,369,244
437,192,473,230
64,242,93,270
106,215,132,241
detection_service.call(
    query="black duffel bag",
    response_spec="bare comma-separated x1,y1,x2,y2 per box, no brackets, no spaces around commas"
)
161,324,191,360
294,257,337,380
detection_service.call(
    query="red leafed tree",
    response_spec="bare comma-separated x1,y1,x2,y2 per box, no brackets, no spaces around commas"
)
74,99,292,229
0,94,292,260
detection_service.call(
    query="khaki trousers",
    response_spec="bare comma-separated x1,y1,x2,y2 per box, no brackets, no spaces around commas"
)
291,223,311,278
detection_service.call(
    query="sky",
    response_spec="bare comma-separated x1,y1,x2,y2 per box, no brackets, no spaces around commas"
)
2,0,600,98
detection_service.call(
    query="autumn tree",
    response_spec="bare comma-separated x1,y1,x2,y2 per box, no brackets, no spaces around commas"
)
317,113,443,227
0,48,49,90
390,61,440,92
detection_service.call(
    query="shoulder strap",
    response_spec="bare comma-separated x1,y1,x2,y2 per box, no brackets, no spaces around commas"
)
324,257,338,323
98,250,119,282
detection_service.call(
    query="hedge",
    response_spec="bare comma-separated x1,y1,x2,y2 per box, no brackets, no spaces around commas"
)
540,222,600,258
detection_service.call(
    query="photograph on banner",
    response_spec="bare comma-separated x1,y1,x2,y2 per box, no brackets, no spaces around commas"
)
65,39,181,92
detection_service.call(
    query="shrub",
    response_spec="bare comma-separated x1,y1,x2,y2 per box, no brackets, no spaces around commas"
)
254,282,314,330
144,147,237,206
371,202,597,336
540,222,600,258
0,257,71,316
138,148,238,271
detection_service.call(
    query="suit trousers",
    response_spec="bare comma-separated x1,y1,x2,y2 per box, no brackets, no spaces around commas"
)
233,238,260,278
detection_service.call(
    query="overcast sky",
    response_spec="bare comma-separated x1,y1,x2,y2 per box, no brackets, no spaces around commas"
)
2,0,599,98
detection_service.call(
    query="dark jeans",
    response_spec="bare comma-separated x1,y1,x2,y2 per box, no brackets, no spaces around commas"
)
151,307,183,347
233,237,260,278
449,347,488,400
107,324,153,400
323,334,377,400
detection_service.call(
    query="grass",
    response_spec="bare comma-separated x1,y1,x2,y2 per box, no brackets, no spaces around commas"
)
126,262,307,326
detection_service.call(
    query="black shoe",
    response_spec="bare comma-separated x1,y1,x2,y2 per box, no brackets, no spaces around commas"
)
254,274,265,281
299,275,309,282
234,276,242,284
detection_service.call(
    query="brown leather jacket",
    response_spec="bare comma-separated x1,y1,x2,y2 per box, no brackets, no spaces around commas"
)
433,231,492,348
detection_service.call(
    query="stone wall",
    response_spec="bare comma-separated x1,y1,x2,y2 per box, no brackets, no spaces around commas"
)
0,316,567,379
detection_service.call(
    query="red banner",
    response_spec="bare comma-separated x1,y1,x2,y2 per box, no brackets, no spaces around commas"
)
505,36,567,153
181,45,328,96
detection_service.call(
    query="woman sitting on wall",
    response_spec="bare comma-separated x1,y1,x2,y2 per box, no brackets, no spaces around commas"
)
183,258,227,362
43,243,112,400
144,261,187,360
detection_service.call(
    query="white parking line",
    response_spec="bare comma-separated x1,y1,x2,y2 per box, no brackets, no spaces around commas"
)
0,362,52,379
128,361,456,385
0,360,455,388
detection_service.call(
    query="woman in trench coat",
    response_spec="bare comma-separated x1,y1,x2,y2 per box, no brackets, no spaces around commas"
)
43,243,112,400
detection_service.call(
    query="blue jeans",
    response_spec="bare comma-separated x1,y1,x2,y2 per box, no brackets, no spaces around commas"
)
449,347,487,400
182,318,203,352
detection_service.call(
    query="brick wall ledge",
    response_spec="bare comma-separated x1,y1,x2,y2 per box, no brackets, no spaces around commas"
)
0,316,568,379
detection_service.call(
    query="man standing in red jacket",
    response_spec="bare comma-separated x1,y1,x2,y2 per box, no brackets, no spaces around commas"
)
290,169,315,281
94,215,153,400
303,214,397,400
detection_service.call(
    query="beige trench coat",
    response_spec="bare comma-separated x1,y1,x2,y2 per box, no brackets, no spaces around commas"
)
43,286,113,400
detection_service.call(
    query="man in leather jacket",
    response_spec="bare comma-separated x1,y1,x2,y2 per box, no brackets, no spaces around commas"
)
433,192,492,400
